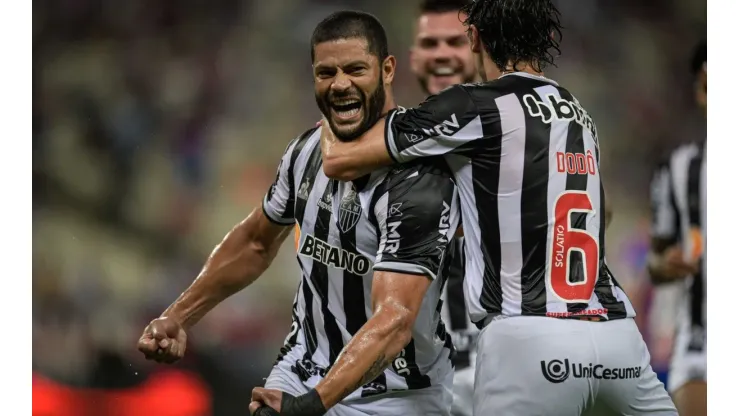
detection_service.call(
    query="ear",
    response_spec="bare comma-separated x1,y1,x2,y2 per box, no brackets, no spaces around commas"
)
383,55,396,85
469,25,482,54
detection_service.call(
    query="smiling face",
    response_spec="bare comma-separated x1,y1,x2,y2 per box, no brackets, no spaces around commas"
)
410,11,476,95
313,38,389,142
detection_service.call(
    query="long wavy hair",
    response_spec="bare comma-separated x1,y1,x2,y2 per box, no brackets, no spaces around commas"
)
461,0,564,72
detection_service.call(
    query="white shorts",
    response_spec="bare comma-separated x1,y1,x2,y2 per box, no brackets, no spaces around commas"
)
450,354,475,416
667,322,707,393
474,316,677,416
265,348,453,416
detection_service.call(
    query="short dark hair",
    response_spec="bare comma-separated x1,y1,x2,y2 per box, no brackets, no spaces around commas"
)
691,40,706,75
461,0,563,72
311,11,389,63
419,0,472,14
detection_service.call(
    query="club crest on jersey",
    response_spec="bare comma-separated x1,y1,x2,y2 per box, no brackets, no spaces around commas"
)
339,188,362,233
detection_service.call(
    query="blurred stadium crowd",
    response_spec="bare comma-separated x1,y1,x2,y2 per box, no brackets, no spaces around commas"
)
32,0,706,414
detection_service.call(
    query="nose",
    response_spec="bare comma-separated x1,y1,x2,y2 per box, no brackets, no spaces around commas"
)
331,71,352,93
432,42,454,62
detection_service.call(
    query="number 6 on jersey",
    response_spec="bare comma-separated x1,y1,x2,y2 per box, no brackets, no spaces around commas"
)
547,191,599,303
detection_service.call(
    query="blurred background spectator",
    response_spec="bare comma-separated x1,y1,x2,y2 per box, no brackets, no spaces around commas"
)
32,0,706,414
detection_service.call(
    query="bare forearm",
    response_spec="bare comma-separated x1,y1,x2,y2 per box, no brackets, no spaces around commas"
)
162,213,289,329
321,133,365,180
315,309,412,409
320,119,392,181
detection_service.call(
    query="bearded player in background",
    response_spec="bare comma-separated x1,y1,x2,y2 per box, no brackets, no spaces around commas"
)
410,0,476,97
409,2,477,416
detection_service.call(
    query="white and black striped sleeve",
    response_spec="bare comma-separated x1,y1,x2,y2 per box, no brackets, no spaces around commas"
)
262,137,301,225
384,84,484,164
372,163,460,279
649,161,679,250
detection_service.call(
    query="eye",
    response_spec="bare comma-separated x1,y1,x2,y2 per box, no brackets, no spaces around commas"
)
316,70,334,79
448,36,468,48
419,38,437,49
347,66,365,75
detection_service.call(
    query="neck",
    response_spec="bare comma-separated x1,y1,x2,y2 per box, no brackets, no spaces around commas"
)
382,92,397,114
483,56,544,80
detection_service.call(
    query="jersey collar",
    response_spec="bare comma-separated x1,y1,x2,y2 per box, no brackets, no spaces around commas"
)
499,72,559,86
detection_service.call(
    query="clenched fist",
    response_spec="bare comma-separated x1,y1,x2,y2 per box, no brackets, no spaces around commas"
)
137,317,187,364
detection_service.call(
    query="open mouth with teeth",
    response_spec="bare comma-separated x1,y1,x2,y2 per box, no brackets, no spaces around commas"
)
430,67,459,77
331,99,363,122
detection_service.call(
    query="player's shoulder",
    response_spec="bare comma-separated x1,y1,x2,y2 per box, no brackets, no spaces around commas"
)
651,142,699,177
453,81,501,101
453,76,550,112
412,83,477,114
296,125,322,148
280,124,321,159
666,142,700,164
675,141,700,156
436,83,474,98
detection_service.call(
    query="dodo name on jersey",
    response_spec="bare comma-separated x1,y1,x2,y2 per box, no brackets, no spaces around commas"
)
555,150,597,176
299,234,371,275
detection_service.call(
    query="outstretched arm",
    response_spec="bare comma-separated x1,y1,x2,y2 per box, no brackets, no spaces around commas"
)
138,208,292,363
161,209,292,329
159,125,303,328
140,131,304,362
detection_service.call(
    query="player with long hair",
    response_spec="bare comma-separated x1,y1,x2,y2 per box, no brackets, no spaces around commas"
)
319,1,677,413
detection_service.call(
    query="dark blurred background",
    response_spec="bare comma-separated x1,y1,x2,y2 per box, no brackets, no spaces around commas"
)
32,0,706,414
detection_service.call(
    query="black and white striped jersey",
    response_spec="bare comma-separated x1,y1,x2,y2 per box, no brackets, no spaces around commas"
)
263,126,460,398
440,237,478,369
383,72,635,327
649,140,706,347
